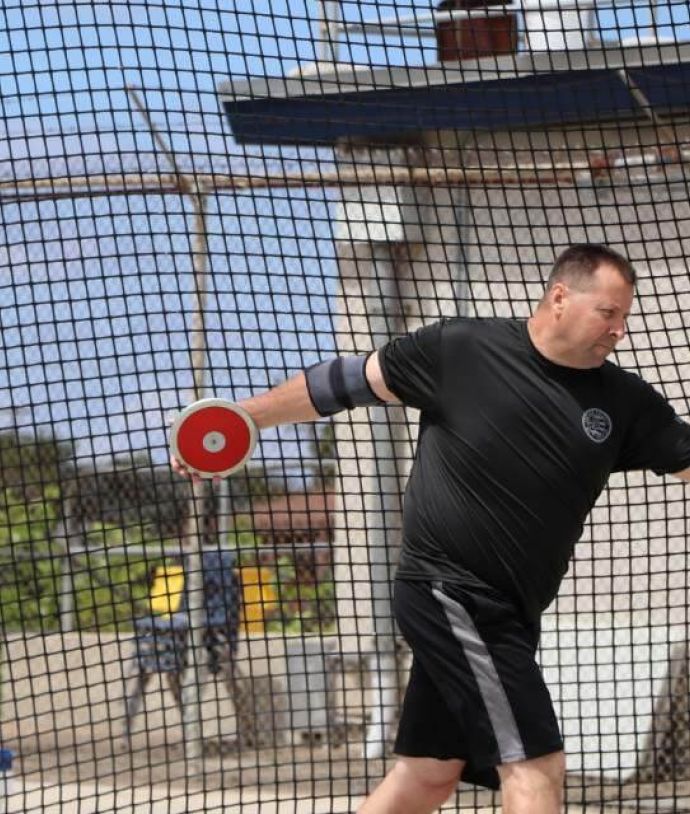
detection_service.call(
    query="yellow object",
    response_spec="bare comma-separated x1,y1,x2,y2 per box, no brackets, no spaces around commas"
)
240,566,278,634
149,564,185,617
146,561,277,632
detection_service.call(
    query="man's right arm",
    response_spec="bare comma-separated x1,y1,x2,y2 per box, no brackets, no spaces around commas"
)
171,351,399,478
242,350,398,430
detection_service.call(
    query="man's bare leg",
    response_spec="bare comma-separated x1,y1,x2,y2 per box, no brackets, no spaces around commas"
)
498,751,566,814
357,756,464,814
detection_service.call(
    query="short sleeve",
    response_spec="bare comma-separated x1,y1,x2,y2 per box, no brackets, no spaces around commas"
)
615,376,690,475
378,320,444,414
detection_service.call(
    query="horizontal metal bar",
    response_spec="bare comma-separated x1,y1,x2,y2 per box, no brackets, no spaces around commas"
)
0,541,332,562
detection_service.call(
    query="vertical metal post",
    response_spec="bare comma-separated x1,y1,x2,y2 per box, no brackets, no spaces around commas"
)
318,1,341,63
128,87,212,772
179,194,212,767
60,558,75,633
650,0,659,36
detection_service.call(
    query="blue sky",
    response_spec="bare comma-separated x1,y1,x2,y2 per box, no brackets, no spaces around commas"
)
0,0,343,467
1,0,689,468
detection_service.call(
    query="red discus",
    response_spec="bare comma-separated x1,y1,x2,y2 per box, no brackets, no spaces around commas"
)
170,398,257,479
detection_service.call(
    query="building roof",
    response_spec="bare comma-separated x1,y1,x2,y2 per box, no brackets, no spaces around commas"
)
220,42,690,145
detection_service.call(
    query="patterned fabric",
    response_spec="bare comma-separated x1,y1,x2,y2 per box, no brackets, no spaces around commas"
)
134,549,241,674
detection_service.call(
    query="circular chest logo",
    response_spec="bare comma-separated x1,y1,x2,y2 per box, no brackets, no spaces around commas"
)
582,408,612,443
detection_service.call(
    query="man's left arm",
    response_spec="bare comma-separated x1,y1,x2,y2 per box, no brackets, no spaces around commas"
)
620,376,690,479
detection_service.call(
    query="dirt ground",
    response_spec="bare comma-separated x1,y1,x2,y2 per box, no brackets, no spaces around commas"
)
2,632,689,812
11,723,690,813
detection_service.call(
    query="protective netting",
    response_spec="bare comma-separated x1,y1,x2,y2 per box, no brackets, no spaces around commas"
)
1,1,690,812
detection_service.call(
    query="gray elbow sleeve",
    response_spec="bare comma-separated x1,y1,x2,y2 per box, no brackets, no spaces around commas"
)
305,354,385,417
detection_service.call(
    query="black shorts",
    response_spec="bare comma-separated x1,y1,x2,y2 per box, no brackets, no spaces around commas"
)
393,578,563,790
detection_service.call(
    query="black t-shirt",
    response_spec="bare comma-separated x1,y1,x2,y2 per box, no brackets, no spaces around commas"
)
379,317,690,626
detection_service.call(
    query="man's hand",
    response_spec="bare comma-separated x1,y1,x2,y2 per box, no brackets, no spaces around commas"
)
170,452,207,483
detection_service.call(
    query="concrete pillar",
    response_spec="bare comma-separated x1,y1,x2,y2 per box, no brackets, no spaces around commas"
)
330,145,466,756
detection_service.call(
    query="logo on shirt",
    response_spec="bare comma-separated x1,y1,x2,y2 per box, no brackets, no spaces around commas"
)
582,408,612,443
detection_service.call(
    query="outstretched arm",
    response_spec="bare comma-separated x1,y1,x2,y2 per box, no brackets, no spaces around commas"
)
171,351,399,477
672,467,690,482
238,351,398,430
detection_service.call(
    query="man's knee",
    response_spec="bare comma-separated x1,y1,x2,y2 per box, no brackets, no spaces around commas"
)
395,755,464,793
498,750,566,799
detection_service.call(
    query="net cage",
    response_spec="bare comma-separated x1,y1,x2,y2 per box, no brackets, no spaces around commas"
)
1,0,690,811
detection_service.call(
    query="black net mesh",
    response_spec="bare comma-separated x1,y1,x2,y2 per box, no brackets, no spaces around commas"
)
2,1,690,811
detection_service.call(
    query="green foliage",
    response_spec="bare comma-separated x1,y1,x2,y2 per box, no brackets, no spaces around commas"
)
265,553,336,636
0,486,62,632
0,429,337,637
0,486,337,636
0,431,74,502
0,434,182,632
231,514,336,635
0,488,155,632
228,463,288,505
67,543,152,632
226,513,262,549
0,430,72,630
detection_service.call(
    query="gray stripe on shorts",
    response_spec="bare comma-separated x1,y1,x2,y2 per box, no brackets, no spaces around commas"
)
431,583,526,763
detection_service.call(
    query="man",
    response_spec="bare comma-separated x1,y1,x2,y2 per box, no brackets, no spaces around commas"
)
172,244,690,813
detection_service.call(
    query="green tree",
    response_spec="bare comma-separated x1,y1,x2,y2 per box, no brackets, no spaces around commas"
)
0,430,74,502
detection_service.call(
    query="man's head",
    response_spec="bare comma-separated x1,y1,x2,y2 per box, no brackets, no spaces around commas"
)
545,244,636,293
531,244,636,369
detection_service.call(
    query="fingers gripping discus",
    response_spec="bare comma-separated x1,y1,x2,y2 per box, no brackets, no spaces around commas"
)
170,398,257,478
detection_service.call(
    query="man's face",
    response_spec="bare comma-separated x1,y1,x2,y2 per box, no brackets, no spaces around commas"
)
551,262,634,369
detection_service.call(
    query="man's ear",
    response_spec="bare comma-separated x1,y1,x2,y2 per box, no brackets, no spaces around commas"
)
549,282,568,316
